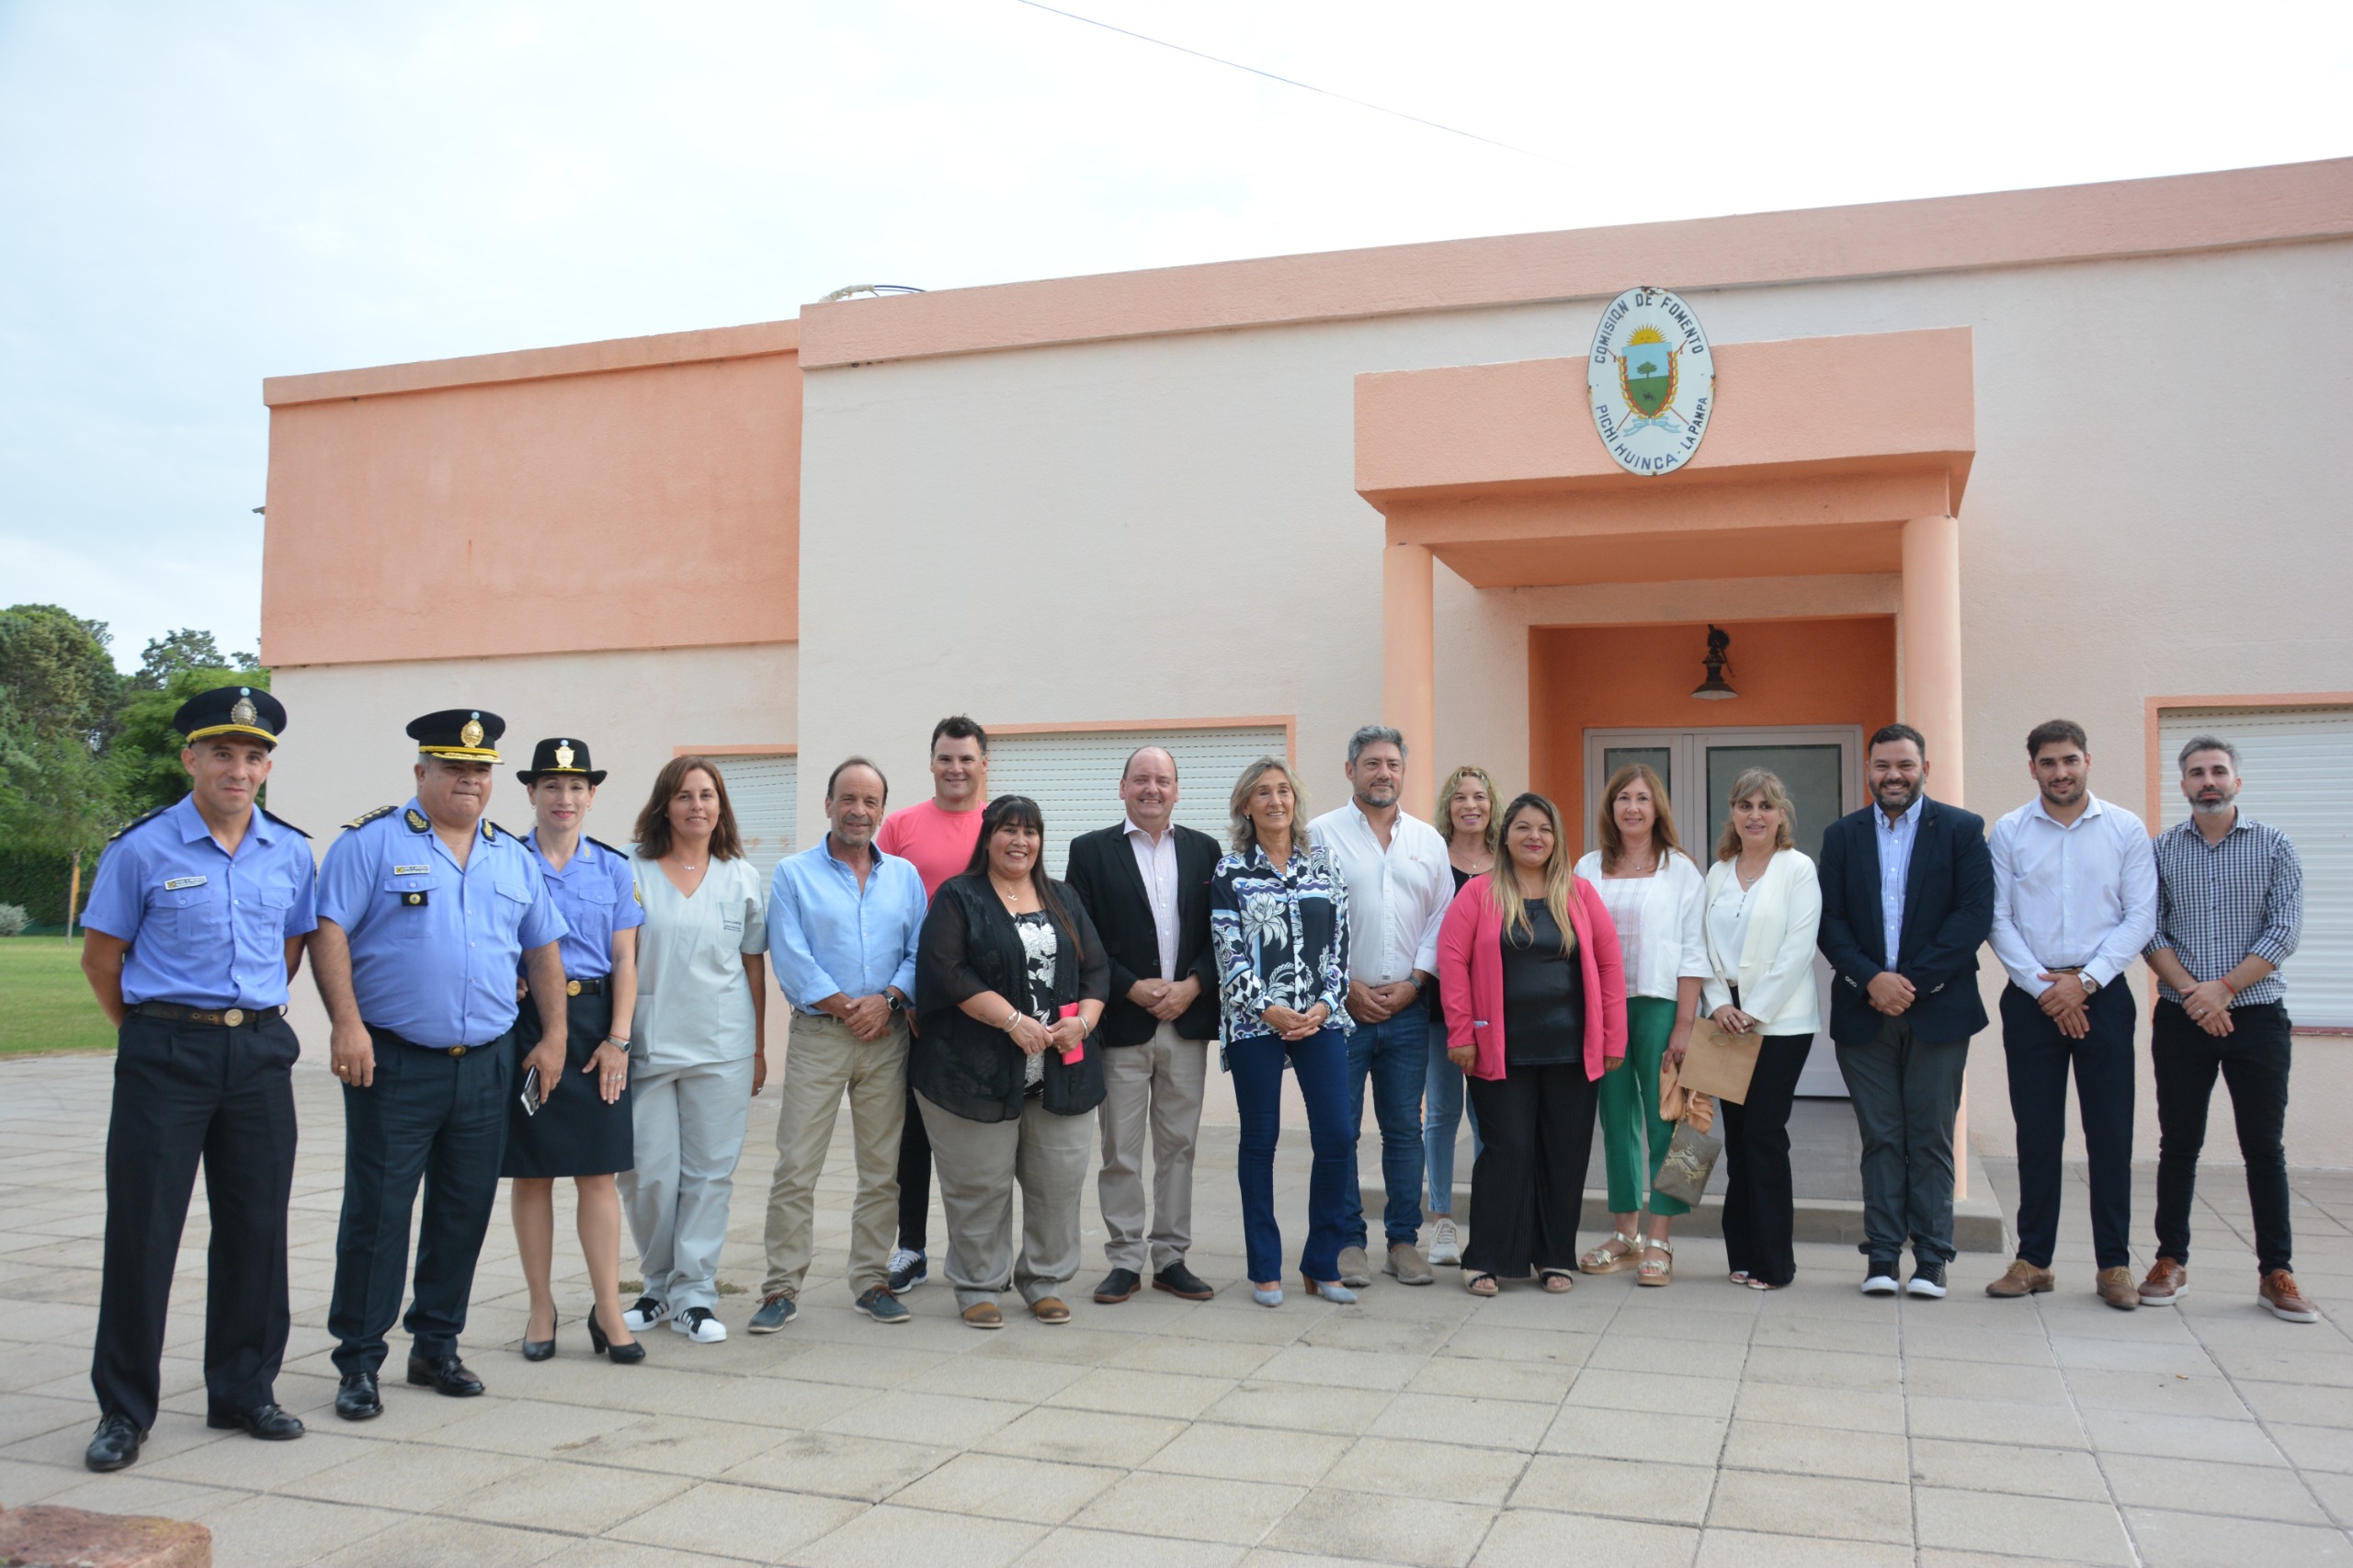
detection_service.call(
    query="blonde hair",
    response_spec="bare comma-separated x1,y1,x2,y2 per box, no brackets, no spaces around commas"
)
1597,762,1685,875
1437,765,1501,856
1713,767,1797,862
1487,793,1577,953
1228,756,1307,853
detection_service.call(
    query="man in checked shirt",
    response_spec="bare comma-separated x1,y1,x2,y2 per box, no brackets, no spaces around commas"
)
2138,735,2312,1321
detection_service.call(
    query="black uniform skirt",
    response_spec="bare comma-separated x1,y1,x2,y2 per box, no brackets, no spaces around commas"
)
502,987,635,1178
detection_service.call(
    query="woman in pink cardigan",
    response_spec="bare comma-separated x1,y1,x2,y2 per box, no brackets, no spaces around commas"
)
1437,794,1627,1295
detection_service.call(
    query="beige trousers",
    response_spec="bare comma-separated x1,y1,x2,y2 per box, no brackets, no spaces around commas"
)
916,1090,1092,1310
1096,1022,1209,1274
758,1013,907,1301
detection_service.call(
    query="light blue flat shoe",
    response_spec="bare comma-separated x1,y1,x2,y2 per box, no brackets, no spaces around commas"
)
1252,1283,1285,1308
1303,1277,1358,1304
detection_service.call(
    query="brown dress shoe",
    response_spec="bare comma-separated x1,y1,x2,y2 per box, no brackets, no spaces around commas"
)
2138,1257,2187,1305
1029,1296,1072,1324
1984,1259,2055,1298
2260,1270,2319,1324
961,1301,1005,1330
2097,1267,2139,1310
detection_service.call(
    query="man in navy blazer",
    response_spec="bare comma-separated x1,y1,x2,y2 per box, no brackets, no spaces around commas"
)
1817,723,1995,1300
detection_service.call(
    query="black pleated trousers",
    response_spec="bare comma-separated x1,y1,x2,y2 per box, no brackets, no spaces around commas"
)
93,1013,300,1428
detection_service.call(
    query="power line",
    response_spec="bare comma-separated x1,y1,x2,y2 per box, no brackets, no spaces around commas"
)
1006,0,1564,165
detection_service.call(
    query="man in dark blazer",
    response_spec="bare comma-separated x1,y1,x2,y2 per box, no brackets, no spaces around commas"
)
1817,722,1995,1301
1063,746,1222,1305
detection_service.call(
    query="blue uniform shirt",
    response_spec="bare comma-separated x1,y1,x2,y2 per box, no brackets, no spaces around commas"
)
317,800,567,1048
82,795,319,1010
525,832,644,979
766,837,926,1012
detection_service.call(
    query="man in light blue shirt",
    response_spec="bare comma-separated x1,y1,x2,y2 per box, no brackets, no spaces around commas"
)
1876,791,1922,974
750,757,927,1329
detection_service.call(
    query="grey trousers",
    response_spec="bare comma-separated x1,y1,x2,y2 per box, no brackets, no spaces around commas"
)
1096,1023,1208,1274
1836,1014,1971,1266
917,1090,1092,1310
620,1055,754,1312
759,1014,907,1301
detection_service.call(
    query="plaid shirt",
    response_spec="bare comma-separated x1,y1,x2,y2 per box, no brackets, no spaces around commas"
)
2145,813,2303,1007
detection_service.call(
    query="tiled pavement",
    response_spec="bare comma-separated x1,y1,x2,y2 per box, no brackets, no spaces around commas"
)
3,1055,2353,1566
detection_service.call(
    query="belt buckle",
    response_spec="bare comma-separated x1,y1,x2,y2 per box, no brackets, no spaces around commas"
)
450,1044,469,1058
566,980,582,997
222,1008,244,1027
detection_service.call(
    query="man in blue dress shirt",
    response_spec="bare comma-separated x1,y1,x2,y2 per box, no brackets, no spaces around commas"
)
311,710,568,1419
78,684,318,1472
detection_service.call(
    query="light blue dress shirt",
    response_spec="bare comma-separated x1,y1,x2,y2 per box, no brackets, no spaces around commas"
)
1874,794,1925,970
82,795,319,1009
317,799,567,1049
766,836,926,1013
524,833,644,979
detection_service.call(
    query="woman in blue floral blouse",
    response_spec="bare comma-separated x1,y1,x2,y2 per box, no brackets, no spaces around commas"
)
1210,757,1356,1307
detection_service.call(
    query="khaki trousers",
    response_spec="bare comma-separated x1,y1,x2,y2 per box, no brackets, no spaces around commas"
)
917,1091,1091,1310
758,1013,907,1301
1096,1022,1208,1273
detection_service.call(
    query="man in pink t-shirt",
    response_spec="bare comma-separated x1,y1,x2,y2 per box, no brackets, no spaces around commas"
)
875,716,988,1291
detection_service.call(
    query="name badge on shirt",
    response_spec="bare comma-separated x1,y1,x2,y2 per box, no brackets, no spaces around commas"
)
163,876,208,891
392,864,431,877
722,916,744,933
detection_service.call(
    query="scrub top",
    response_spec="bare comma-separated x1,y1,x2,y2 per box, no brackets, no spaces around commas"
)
524,832,643,980
82,795,319,1010
630,851,767,1068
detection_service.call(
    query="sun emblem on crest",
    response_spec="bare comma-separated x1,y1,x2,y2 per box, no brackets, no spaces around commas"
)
230,695,258,728
554,742,575,770
460,716,485,749
1617,326,1682,427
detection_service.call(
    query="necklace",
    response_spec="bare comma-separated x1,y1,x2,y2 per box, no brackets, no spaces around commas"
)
991,876,1029,910
1735,857,1769,892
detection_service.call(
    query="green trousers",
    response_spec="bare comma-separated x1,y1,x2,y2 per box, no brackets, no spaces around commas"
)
1597,995,1689,1217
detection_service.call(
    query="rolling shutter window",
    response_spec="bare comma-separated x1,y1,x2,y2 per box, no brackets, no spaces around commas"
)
984,727,1289,878
710,755,799,886
2158,709,2351,1028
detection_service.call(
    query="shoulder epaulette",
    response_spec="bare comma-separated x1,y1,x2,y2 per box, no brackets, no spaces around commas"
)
586,835,627,858
260,807,311,839
485,819,514,842
106,803,173,844
343,805,396,831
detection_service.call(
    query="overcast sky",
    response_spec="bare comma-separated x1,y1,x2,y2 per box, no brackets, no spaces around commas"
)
5,0,2347,668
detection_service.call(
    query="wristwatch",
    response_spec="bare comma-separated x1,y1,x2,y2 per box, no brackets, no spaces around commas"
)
2080,975,2101,996
886,993,905,1015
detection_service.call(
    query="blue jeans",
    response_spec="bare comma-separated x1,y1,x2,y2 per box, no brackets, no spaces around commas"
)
1423,1026,1480,1215
1229,1028,1351,1285
1343,1008,1428,1248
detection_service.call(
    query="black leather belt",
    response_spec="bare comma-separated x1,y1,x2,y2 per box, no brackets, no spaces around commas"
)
132,1002,283,1028
366,1024,497,1059
563,977,605,996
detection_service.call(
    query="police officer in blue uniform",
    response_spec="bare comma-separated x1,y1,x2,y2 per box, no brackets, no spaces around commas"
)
312,710,569,1419
78,684,317,1472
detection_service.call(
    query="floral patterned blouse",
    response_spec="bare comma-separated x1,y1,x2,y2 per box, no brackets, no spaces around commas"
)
1209,840,1352,1045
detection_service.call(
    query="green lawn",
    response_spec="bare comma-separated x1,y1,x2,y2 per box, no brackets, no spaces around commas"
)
0,936,117,1055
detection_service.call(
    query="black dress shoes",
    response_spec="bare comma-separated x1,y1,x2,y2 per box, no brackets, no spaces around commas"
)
208,1403,306,1440
85,1413,145,1472
407,1353,485,1397
335,1372,381,1421
1154,1262,1216,1301
1092,1267,1142,1303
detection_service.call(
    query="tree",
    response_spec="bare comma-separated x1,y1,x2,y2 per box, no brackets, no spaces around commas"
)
0,605,119,852
131,629,261,691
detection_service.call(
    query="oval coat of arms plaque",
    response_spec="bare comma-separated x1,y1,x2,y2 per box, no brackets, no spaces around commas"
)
1587,287,1714,476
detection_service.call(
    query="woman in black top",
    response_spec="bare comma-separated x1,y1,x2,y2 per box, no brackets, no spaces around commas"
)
912,797,1108,1329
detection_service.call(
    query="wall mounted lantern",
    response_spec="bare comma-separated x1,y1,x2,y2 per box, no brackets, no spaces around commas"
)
1692,625,1737,700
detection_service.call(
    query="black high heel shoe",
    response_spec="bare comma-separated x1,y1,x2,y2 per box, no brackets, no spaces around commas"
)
521,1311,558,1362
587,1306,645,1364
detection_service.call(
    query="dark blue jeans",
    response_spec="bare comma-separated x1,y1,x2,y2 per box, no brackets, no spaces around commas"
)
1230,1027,1352,1285
1342,1007,1428,1249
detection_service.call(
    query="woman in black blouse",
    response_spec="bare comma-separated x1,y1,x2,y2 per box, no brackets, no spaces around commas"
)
911,797,1109,1329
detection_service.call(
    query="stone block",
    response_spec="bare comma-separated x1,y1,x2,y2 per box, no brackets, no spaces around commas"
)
0,1504,211,1568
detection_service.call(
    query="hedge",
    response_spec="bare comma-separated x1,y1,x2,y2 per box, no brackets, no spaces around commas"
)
0,850,95,930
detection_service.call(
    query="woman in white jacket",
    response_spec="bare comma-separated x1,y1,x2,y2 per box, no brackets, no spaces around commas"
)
1700,768,1822,1290
1574,765,1710,1286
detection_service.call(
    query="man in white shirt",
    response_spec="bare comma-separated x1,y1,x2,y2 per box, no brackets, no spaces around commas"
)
1985,721,2157,1309
1310,725,1453,1288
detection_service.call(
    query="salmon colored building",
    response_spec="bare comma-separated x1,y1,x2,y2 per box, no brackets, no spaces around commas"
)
259,157,2353,1158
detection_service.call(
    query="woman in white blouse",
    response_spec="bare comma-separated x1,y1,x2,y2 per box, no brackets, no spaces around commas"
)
1699,767,1822,1290
617,757,768,1345
1574,765,1710,1286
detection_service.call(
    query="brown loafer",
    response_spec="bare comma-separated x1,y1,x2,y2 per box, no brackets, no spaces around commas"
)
961,1301,1004,1330
1984,1259,2054,1298
1029,1296,1072,1324
2139,1257,2187,1305
2096,1267,2139,1311
2260,1269,2318,1324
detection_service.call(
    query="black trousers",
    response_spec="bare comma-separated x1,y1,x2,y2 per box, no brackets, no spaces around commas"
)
897,1078,933,1252
328,1027,514,1377
2153,999,2294,1277
1719,1033,1813,1287
1463,1062,1596,1278
2002,980,2136,1270
93,1013,299,1428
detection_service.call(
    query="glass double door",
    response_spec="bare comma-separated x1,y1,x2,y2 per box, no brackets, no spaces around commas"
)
1584,726,1863,1096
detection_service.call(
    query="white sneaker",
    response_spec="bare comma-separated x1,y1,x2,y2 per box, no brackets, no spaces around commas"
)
1427,1217,1462,1267
621,1295,670,1333
670,1306,727,1343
